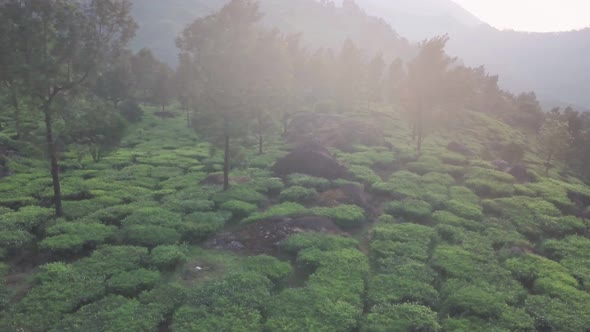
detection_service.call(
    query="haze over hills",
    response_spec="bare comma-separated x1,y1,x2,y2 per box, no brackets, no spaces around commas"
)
130,0,590,108
351,0,590,108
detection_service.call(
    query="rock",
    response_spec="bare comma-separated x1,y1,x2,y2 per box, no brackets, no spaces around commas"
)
319,183,369,208
272,142,348,180
205,216,343,254
492,159,510,171
447,141,476,157
508,164,530,182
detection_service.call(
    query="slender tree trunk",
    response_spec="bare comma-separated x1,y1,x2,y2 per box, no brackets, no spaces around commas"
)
223,118,231,191
258,134,263,155
186,108,191,128
10,89,21,140
43,106,63,217
545,151,553,175
416,107,423,153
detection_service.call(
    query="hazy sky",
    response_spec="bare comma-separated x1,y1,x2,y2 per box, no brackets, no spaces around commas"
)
452,0,590,32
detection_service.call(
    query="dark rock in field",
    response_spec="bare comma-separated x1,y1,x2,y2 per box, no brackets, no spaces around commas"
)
200,173,252,186
508,164,530,182
319,183,369,208
447,141,476,157
272,143,348,180
286,113,384,150
205,216,343,254
492,159,510,171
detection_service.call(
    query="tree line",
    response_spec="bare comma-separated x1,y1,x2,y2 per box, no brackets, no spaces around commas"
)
1,0,589,217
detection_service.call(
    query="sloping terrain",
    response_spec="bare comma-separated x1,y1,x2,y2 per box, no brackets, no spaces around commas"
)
1,105,590,330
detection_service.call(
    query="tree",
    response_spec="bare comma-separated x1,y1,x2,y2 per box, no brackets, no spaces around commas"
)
177,0,264,190
152,64,174,112
539,119,573,175
0,0,137,216
130,48,161,103
335,39,364,111
402,35,455,152
94,51,135,108
365,53,385,111
385,58,405,106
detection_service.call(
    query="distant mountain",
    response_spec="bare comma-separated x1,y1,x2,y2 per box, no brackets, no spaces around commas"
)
352,0,590,108
129,0,414,65
129,0,590,108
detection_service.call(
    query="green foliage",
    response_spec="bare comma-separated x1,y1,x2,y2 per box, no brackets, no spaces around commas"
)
150,245,188,270
173,304,262,332
445,199,483,220
280,233,359,253
211,185,267,205
220,200,258,219
464,167,515,197
244,202,309,223
74,245,148,277
122,225,181,247
107,268,161,296
243,255,293,284
362,303,441,332
40,222,116,255
287,173,331,190
121,207,182,228
349,165,381,186
178,212,227,243
367,274,439,307
279,186,318,203
312,204,366,228
384,199,432,221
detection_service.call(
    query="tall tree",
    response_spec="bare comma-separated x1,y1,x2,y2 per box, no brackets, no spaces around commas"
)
151,64,174,112
539,118,573,175
402,35,455,152
365,53,385,111
177,0,263,190
335,39,364,112
1,0,136,216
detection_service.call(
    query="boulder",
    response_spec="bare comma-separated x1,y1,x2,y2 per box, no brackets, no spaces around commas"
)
508,164,530,182
447,141,476,157
492,160,510,171
272,143,348,180
205,216,342,254
319,183,369,208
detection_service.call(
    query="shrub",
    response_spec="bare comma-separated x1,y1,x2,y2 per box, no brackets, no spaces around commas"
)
61,196,122,220
312,205,366,228
384,199,432,221
221,200,258,219
40,222,116,255
499,142,525,164
445,199,483,220
367,274,439,307
287,173,331,191
244,202,309,223
465,178,515,197
279,186,318,203
74,245,148,277
121,207,182,229
163,199,215,214
173,305,262,332
361,303,441,332
107,268,160,296
432,211,481,231
243,255,293,284
0,205,54,232
449,186,480,204
349,165,381,186
442,285,507,319
118,100,143,122
122,225,181,247
211,186,266,205
150,245,188,270
80,205,134,225
177,212,227,243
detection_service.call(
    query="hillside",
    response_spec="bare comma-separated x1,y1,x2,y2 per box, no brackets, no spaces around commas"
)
2,103,590,330
352,0,590,107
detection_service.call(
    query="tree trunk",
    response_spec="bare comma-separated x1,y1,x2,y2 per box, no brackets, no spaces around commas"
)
10,88,21,140
223,118,231,191
44,106,63,217
258,134,263,155
186,108,191,128
416,109,423,153
545,151,553,175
